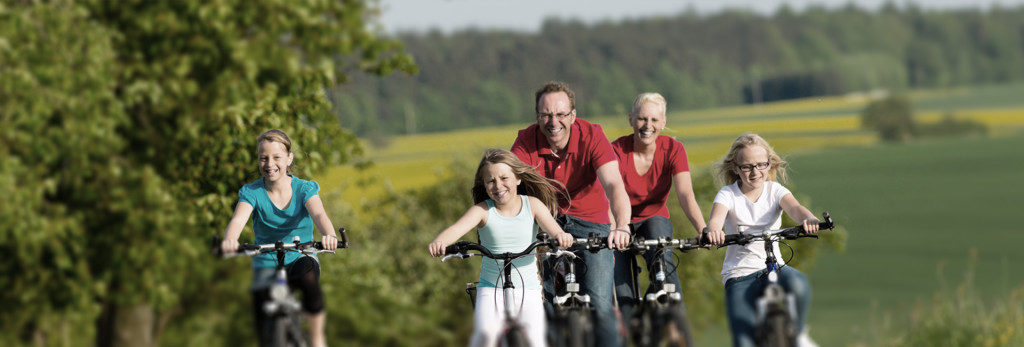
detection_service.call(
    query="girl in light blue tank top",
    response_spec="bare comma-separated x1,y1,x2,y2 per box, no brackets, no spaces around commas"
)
478,195,542,290
429,149,573,347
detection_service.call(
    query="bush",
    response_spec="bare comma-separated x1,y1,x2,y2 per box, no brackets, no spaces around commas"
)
917,113,989,138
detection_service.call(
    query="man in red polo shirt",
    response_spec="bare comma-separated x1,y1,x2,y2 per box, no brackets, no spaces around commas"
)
511,81,631,347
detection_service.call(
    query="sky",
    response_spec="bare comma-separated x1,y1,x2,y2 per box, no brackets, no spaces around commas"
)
375,0,1024,34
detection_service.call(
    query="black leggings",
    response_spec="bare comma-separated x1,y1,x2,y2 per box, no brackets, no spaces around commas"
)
251,256,324,343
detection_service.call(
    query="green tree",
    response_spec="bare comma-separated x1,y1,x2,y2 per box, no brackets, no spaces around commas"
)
0,1,414,345
861,95,917,142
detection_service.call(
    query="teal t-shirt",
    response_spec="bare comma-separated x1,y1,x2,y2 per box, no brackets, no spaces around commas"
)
238,175,320,269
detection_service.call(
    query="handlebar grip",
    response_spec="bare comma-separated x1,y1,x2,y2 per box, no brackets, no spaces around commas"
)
338,227,349,249
819,212,834,230
723,234,746,244
444,241,472,255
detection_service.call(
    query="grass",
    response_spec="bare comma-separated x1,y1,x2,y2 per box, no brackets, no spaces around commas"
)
783,132,1024,346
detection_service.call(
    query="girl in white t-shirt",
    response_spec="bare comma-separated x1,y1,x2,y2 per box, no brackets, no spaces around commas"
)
702,133,821,347
428,149,573,347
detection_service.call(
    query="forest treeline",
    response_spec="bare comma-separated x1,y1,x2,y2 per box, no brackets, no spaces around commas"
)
332,3,1024,135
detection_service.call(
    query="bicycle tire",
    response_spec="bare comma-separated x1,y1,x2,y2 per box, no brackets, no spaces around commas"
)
565,308,594,347
758,309,795,347
499,325,530,347
656,304,694,347
272,314,308,347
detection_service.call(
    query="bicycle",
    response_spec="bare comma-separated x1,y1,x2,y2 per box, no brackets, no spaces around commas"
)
442,233,567,347
717,212,834,347
544,232,615,347
620,236,700,347
215,229,348,347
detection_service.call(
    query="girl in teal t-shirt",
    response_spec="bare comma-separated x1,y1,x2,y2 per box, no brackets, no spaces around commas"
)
220,129,340,347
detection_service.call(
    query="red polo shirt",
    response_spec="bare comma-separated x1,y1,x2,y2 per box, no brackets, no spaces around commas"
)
611,135,690,223
511,118,617,224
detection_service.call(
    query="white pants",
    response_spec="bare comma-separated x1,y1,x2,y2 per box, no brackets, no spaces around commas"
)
471,287,547,347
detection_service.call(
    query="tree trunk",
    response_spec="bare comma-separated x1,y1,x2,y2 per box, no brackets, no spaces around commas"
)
97,303,157,347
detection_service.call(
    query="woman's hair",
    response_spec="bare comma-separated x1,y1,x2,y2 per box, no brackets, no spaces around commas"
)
471,149,568,215
256,129,294,174
714,133,788,186
630,92,667,118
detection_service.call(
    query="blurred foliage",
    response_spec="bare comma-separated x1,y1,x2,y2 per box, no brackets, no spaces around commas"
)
0,0,413,345
335,4,1024,135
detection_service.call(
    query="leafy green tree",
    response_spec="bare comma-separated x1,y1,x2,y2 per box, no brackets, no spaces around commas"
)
0,1,414,345
861,95,917,142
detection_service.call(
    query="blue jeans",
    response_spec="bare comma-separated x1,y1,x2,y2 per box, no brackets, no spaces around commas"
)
724,266,811,347
613,216,684,324
543,214,621,347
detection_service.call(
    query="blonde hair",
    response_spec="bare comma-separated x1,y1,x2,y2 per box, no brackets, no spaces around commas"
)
630,92,667,117
714,133,788,186
256,129,294,174
472,149,568,215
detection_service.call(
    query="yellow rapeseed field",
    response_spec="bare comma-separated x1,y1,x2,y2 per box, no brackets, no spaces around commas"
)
321,91,1024,208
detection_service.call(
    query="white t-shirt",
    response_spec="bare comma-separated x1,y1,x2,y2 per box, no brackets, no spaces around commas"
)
714,181,793,285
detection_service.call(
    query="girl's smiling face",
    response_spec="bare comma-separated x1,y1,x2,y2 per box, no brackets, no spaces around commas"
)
734,145,770,189
481,162,521,205
258,140,293,182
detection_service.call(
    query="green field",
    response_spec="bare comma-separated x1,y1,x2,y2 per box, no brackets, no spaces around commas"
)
787,132,1024,345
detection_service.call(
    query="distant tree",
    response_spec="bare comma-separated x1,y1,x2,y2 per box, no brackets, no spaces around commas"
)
0,1,414,346
861,95,917,142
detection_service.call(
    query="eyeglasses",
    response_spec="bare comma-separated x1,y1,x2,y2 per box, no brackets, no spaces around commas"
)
737,162,770,172
537,110,573,120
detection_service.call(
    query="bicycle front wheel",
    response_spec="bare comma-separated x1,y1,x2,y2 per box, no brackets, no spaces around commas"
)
499,325,530,347
565,308,594,347
757,309,796,347
272,314,308,347
656,304,694,347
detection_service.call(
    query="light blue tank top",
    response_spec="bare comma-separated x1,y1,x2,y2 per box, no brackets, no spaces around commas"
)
478,195,541,290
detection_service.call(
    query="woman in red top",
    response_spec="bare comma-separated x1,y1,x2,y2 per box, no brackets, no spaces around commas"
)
611,92,707,322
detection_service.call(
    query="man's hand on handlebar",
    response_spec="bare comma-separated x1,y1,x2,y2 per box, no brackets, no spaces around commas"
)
608,229,631,250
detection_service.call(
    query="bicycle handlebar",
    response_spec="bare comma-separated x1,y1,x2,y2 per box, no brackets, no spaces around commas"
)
441,233,560,263
212,227,350,258
717,212,835,247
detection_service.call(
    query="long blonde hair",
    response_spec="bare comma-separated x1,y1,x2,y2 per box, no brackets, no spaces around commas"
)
472,149,568,215
714,133,788,186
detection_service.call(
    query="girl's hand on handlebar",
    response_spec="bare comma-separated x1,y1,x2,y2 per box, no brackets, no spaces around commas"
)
221,238,239,254
555,232,573,249
703,227,725,245
802,217,821,234
428,241,446,257
321,234,339,250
